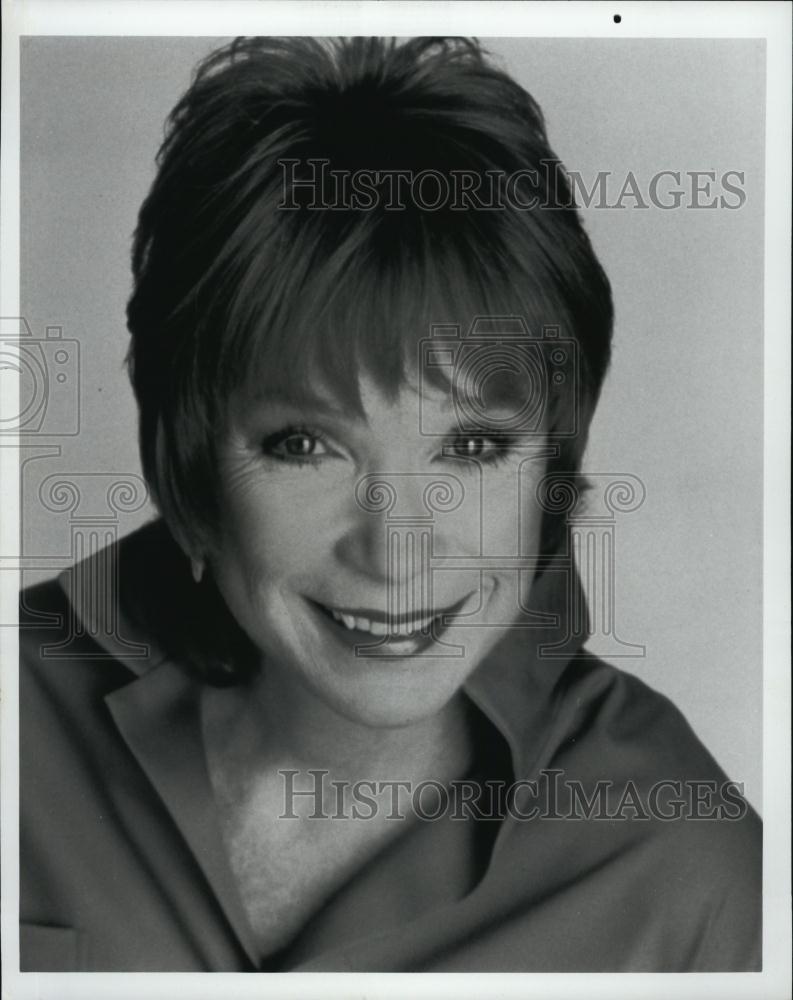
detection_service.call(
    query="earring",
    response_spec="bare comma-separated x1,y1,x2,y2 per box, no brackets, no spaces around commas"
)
190,556,204,584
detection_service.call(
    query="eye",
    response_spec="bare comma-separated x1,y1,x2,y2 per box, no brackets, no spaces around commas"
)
452,434,487,458
261,426,331,463
448,431,512,464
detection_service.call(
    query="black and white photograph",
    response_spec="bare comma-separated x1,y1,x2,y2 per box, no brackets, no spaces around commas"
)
1,2,790,997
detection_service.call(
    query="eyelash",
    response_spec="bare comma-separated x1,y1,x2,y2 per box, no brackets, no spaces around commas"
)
446,432,516,467
260,425,518,468
260,425,332,466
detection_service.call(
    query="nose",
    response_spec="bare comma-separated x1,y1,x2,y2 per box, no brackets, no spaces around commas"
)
333,472,463,589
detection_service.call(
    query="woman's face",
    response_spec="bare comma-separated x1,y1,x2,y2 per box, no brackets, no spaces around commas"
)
211,371,548,728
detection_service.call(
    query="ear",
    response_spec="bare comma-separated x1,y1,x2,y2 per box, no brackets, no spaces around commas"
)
190,555,205,584
155,507,214,582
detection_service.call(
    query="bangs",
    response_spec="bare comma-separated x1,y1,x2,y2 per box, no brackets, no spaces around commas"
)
217,207,575,424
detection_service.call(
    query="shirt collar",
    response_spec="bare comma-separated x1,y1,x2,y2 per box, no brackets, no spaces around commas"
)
58,518,586,967
463,560,584,779
59,521,261,965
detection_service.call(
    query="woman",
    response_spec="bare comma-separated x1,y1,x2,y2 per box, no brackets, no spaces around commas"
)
20,36,761,972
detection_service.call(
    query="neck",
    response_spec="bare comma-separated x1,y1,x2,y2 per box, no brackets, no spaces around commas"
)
205,661,475,790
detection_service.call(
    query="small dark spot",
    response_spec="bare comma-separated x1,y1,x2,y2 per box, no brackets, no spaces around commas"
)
613,13,622,23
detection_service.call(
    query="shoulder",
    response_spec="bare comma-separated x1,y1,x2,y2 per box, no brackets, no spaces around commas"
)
546,652,747,786
543,652,761,845
19,522,179,751
532,653,761,969
20,516,198,687
20,576,134,705
19,575,148,823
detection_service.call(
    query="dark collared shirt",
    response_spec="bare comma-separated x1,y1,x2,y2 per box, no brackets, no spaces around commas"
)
20,520,761,971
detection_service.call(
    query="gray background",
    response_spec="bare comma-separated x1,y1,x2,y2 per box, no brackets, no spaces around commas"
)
19,36,764,809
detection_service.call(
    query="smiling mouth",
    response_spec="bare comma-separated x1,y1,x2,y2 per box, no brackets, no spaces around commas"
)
310,595,472,640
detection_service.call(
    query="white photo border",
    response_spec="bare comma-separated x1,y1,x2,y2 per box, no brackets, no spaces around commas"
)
1,3,790,999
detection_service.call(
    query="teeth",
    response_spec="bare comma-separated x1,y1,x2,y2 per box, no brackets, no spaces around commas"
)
327,605,438,637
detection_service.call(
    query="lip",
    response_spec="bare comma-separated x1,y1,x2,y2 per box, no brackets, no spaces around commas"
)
308,592,474,627
305,592,475,652
306,591,473,631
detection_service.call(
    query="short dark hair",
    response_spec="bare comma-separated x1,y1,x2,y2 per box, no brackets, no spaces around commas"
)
127,36,613,562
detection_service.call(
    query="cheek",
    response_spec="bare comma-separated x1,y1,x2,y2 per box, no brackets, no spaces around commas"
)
216,473,346,582
479,465,546,555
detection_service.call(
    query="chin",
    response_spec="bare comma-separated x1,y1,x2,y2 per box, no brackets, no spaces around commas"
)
305,643,483,729
322,680,465,730
258,595,500,729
